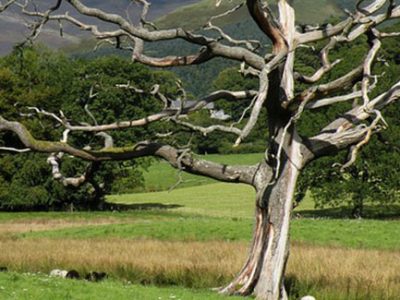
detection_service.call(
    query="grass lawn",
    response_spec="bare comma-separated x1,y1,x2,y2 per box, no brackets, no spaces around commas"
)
18,211,400,250
0,272,242,300
139,153,263,192
108,182,400,250
110,183,256,218
0,183,396,250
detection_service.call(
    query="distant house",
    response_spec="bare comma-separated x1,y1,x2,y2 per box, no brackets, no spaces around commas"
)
170,100,214,110
170,100,231,121
210,109,231,121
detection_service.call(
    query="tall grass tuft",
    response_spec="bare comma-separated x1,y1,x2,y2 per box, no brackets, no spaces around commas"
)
0,238,398,299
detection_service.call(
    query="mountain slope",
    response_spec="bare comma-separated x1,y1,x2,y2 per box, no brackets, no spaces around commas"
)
0,0,198,55
0,0,350,55
157,0,345,30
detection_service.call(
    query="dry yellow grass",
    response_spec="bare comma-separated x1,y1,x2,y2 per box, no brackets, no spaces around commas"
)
0,238,245,287
0,218,129,235
0,238,398,297
288,242,400,298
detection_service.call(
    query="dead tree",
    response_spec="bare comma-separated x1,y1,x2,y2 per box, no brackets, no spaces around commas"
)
1,0,400,299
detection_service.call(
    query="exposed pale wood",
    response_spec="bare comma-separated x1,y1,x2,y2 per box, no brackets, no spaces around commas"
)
247,0,286,53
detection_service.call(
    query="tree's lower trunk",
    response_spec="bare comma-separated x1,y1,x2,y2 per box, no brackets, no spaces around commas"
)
351,197,364,219
220,133,302,300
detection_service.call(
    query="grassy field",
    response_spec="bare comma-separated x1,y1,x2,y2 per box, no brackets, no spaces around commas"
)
11,206,399,250
0,272,242,300
0,153,399,299
0,238,399,299
138,153,263,192
0,197,399,299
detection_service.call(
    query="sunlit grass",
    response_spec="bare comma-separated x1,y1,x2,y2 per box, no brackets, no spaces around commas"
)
138,153,263,192
0,272,242,300
109,183,256,218
13,216,399,250
0,239,398,299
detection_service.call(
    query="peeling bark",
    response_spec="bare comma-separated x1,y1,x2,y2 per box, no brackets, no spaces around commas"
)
221,123,303,300
253,133,302,300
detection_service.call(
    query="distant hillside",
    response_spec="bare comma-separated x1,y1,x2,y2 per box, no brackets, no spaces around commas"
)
0,0,198,55
157,0,345,30
150,0,348,97
67,0,352,97
0,0,353,55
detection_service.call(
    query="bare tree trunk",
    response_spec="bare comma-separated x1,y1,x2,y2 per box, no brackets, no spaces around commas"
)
219,205,270,296
351,196,364,219
221,127,303,300
254,146,301,300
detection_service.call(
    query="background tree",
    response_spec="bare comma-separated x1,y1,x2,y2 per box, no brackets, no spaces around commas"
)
0,47,176,210
296,25,400,218
1,1,400,299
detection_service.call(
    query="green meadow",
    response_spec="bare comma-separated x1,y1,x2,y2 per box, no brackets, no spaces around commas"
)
0,153,399,299
0,272,243,300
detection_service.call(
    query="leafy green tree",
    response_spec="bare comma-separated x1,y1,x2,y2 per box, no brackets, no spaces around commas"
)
295,24,400,218
0,48,176,210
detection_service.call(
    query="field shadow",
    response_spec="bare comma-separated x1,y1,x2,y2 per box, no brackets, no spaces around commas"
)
285,274,316,299
295,205,400,220
105,203,183,212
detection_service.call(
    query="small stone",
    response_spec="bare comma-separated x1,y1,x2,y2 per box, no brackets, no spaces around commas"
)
66,270,80,279
301,296,316,300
